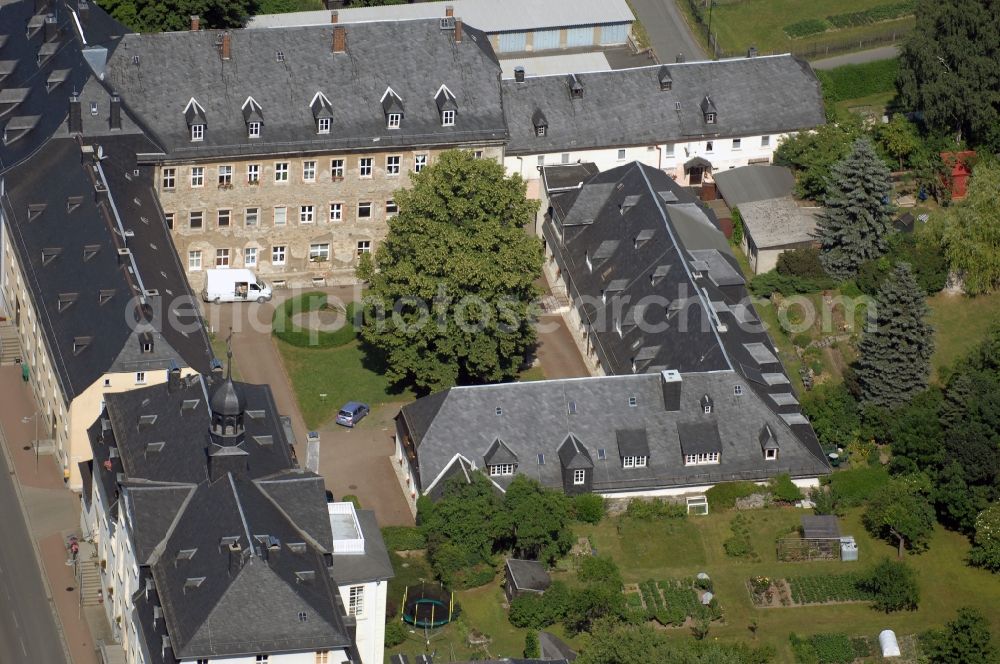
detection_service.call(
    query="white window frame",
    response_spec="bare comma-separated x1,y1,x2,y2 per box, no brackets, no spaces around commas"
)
732,138,742,150
356,240,371,256
245,207,259,227
573,469,586,485
217,209,231,227
300,205,315,224
164,212,175,229
329,202,343,222
622,456,647,469
272,245,286,265
617,148,627,161
386,155,400,176
218,165,233,186
331,159,345,178
705,113,716,124
442,109,455,126
309,243,330,261
247,163,260,183
703,405,712,414
161,168,176,189
387,113,401,129
318,117,331,134
215,248,230,268
188,250,202,271
359,158,372,178
734,385,743,396
273,206,287,226
705,141,714,154
135,371,146,385
414,154,427,173
190,124,204,141
385,199,398,217
765,448,777,460
348,585,365,617
664,143,675,158
303,160,317,182
190,167,204,187
357,201,372,219
189,210,204,229
274,162,289,182
761,135,771,147
248,121,261,138
684,452,720,466
244,247,258,267
489,464,514,477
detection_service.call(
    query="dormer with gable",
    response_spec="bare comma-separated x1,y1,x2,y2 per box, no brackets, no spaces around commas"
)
759,423,779,461
557,434,593,495
241,96,263,139
183,98,206,142
701,393,714,414
434,84,458,127
567,74,583,100
483,437,518,478
380,86,404,130
310,91,333,134
532,108,548,137
658,65,672,91
700,94,717,125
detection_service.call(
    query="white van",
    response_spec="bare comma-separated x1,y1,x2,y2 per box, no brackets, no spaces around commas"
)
202,269,273,303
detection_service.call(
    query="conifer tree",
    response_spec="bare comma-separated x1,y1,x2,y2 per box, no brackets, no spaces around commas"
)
817,137,894,279
856,263,934,406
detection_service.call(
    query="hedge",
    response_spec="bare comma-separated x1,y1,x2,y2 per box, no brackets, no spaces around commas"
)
271,292,359,348
815,59,899,103
706,481,761,510
784,18,829,38
381,526,426,552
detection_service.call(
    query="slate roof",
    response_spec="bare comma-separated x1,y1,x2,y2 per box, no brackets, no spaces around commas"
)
502,55,825,156
85,374,388,660
740,197,819,249
105,20,507,161
247,0,634,33
400,371,829,496
712,164,795,207
1,135,213,399
0,0,126,172
506,558,551,593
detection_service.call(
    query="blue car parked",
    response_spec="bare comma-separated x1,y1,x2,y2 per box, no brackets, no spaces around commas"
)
336,401,370,428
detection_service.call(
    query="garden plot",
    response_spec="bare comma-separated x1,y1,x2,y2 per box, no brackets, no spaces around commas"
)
748,573,874,607
624,577,721,627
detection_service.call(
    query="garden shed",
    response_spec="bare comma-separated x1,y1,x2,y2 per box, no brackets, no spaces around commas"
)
801,515,840,540
504,558,551,602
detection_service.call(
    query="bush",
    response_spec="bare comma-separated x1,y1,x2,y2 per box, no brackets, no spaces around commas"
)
724,535,754,559
749,270,836,297
452,563,495,589
706,481,761,510
625,498,686,520
784,18,828,38
381,526,426,552
384,619,407,647
777,248,829,280
272,292,359,348
524,631,540,658
815,59,900,103
509,581,570,629
859,559,920,613
790,632,855,664
341,494,361,509
578,556,622,589
770,474,804,503
572,493,606,524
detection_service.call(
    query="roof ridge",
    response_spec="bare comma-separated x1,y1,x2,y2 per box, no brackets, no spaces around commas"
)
514,53,796,82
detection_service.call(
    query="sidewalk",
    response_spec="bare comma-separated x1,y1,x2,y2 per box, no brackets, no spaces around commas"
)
0,366,100,664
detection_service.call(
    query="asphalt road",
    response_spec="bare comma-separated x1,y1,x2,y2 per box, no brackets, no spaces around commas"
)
629,0,707,62
0,445,67,664
810,45,900,70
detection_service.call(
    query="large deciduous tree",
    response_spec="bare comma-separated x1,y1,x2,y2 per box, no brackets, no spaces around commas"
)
855,263,933,406
817,137,895,279
97,0,258,32
860,559,920,613
863,476,936,557
897,0,1000,147
969,504,1000,573
502,476,574,564
359,150,542,392
938,161,1000,295
773,117,863,201
921,607,998,663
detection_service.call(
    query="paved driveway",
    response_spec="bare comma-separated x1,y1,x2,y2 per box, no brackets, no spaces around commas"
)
629,0,707,62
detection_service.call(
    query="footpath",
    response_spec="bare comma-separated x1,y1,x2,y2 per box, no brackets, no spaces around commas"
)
0,366,105,664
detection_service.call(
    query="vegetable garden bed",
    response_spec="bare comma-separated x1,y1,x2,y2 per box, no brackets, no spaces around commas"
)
624,577,721,627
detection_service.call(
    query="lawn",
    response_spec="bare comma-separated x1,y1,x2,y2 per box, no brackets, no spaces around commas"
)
927,290,1000,380
677,0,915,57
276,339,412,429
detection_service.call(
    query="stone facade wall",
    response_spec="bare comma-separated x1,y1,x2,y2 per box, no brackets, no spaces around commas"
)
155,144,504,291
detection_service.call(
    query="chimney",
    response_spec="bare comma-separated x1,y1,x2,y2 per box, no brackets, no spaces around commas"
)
189,15,199,31
77,1,89,21
332,25,346,53
445,4,453,16
228,541,243,575
454,18,462,43
68,94,82,134
676,52,686,63
220,31,231,60
167,361,182,393
660,369,682,412
747,45,758,58
109,93,121,130
514,66,525,83
330,10,338,23
44,14,59,42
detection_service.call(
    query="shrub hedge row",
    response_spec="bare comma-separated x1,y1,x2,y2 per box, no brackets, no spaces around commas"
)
784,18,829,38
271,292,359,348
826,1,914,28
815,59,900,103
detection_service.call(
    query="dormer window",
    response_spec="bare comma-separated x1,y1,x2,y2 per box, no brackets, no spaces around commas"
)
241,96,263,139
765,448,777,460
734,385,743,396
442,109,455,126
184,97,207,142
568,74,583,100
700,94,718,125
705,113,716,124
434,84,458,127
489,464,515,477
532,108,548,137
381,86,404,129
701,394,713,414
658,65,672,91
318,117,330,134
